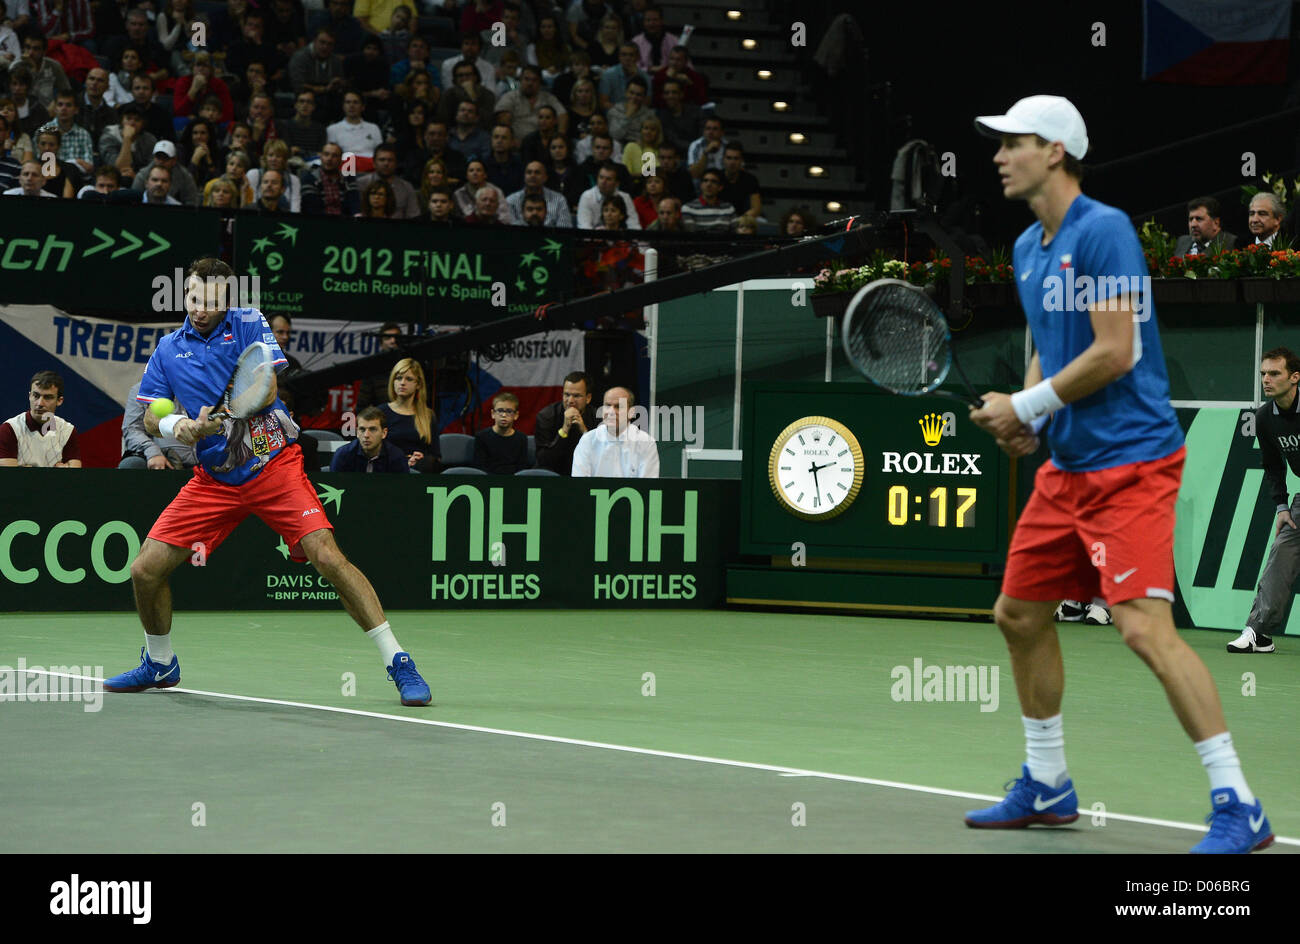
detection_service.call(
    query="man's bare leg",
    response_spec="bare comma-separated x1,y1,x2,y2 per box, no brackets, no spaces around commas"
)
300,528,384,630
1110,597,1226,740
130,538,196,636
993,594,1064,718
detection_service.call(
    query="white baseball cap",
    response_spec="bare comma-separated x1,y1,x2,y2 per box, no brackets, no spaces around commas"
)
975,95,1088,160
153,140,177,158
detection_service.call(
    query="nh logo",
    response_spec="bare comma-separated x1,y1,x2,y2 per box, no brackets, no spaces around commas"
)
590,488,697,562
428,485,541,562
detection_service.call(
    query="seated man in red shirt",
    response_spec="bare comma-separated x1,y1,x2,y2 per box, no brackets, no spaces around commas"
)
0,370,82,468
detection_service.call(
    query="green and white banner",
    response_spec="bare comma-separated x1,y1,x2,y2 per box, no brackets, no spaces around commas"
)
0,471,738,611
1175,406,1300,634
0,200,220,314
234,217,574,323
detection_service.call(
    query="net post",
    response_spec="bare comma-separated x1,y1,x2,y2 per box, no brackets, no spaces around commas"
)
646,248,659,418
1024,325,1032,385
825,304,833,382
734,281,744,451
1254,301,1264,407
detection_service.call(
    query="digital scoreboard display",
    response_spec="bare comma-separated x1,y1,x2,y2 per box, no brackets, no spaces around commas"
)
742,383,1013,565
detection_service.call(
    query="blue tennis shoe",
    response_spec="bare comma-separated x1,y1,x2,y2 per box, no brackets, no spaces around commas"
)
387,652,431,706
965,764,1079,828
1190,788,1273,854
103,647,180,692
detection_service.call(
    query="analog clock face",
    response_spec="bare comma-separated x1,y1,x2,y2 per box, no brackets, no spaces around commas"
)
768,416,865,519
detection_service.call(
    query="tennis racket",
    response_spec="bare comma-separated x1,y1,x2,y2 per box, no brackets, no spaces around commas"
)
841,279,983,407
208,341,277,421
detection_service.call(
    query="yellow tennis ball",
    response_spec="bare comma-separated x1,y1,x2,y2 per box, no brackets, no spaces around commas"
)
150,398,175,419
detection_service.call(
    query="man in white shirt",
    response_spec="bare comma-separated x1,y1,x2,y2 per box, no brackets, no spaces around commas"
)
326,90,384,157
576,161,639,229
3,159,54,196
572,386,659,478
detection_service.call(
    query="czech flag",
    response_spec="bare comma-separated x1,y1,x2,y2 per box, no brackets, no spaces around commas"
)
1143,0,1291,85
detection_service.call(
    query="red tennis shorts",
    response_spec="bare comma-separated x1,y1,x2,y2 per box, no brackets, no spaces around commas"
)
148,444,332,563
1001,446,1185,606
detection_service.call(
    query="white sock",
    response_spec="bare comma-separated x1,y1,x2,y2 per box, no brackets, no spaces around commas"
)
145,633,174,665
1195,732,1254,804
1024,714,1069,788
366,622,403,666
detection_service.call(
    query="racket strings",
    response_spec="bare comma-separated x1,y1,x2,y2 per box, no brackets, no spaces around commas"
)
846,285,952,394
226,346,275,418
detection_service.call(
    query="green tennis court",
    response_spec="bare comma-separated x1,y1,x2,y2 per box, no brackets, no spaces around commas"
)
2,610,1296,853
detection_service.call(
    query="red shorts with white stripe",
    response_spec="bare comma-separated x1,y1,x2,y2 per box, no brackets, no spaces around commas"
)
148,444,331,563
1001,446,1184,606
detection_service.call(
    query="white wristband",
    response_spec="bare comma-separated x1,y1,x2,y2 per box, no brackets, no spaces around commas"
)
1029,414,1049,435
1010,378,1065,425
159,414,181,437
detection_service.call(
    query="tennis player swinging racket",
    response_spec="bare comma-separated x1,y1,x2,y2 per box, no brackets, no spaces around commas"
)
104,257,432,707
962,96,1271,853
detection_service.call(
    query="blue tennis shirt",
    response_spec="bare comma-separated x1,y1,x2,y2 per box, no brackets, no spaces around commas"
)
1012,194,1184,471
137,308,294,485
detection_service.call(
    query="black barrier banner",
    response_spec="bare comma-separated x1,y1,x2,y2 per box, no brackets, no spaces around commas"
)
0,201,221,313
234,215,574,323
0,469,738,611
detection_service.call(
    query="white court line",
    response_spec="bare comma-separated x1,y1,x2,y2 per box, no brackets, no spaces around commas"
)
16,670,1300,847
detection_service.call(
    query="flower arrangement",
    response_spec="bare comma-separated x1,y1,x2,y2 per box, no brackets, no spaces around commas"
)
813,248,1014,294
812,221,1300,297
963,247,1015,284
1140,219,1299,280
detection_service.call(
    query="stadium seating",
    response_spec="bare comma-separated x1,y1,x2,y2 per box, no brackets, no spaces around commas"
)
439,433,475,467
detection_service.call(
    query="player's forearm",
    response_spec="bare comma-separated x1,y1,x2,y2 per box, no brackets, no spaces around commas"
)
1024,352,1042,388
143,407,162,437
1049,343,1130,404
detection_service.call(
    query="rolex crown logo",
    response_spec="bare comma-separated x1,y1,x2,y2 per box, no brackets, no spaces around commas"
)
919,413,944,447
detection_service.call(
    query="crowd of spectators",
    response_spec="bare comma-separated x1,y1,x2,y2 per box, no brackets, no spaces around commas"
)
0,0,777,238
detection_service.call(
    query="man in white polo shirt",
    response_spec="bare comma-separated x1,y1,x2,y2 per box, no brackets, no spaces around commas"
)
0,370,82,467
576,160,639,230
326,90,383,157
571,386,659,478
3,159,55,196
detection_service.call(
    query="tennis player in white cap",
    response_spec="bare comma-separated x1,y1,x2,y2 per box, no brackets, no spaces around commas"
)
962,95,1272,854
